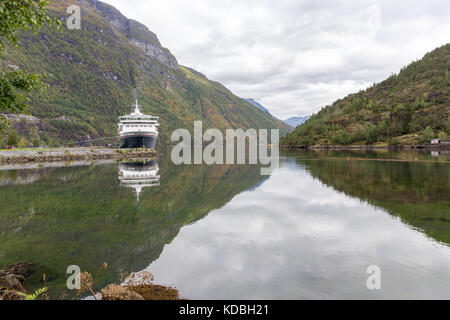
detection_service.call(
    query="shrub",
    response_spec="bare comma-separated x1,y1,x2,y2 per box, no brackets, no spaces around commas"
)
332,130,350,145
6,130,18,147
438,131,447,141
388,137,401,146
18,137,28,148
32,139,40,148
350,129,366,143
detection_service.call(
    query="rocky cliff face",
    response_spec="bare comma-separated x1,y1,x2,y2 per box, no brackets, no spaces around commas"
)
86,0,178,68
128,20,178,69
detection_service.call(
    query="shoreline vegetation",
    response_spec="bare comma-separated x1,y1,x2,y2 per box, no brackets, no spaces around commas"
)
281,143,450,150
0,262,182,300
0,147,158,164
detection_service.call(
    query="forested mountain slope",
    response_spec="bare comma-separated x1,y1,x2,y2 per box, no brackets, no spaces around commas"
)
0,0,290,147
282,44,450,147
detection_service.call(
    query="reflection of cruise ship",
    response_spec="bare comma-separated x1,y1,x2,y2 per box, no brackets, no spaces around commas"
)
118,160,160,201
118,100,159,148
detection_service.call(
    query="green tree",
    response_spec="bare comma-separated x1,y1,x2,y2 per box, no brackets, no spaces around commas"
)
32,138,40,147
6,129,18,147
332,130,350,145
350,128,366,143
365,124,379,144
420,126,434,143
298,135,310,146
0,0,60,127
18,136,28,148
438,131,447,141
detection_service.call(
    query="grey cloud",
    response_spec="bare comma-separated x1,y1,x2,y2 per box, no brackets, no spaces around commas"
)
104,0,450,118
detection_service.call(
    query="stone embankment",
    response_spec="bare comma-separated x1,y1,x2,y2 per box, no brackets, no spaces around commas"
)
0,148,157,164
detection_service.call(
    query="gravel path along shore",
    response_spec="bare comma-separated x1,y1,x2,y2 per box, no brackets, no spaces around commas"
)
0,148,157,164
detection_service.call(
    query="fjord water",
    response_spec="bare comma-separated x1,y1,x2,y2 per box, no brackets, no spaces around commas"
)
0,150,449,299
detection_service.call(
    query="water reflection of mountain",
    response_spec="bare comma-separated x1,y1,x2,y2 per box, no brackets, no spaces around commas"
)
290,150,450,245
0,158,265,298
118,161,160,202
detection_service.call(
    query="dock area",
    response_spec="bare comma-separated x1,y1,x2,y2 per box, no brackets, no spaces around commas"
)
0,148,157,164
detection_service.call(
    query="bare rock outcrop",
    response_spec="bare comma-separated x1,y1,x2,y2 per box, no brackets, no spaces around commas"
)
86,0,179,68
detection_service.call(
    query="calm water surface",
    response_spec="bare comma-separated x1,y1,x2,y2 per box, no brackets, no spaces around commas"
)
0,150,449,299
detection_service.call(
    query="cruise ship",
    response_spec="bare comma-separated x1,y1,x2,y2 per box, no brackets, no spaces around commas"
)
118,100,159,148
118,160,160,202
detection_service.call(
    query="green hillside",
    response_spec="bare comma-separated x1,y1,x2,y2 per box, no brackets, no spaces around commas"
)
0,0,290,147
282,44,450,147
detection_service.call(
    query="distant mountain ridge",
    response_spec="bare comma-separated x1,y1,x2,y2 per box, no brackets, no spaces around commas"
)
281,43,450,147
283,116,310,128
244,98,298,131
243,97,311,129
0,0,290,147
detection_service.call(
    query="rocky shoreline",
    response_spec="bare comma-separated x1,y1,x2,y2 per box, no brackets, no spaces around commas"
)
0,263,182,300
0,263,34,300
0,148,158,164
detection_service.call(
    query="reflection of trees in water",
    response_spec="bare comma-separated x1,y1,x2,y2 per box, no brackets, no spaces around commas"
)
296,154,450,245
0,159,265,298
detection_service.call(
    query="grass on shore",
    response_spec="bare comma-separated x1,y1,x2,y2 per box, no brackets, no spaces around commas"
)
0,148,61,152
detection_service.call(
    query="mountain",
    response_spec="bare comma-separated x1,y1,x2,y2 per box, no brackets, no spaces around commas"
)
281,44,450,147
283,116,310,128
243,97,311,130
244,98,271,115
0,0,290,147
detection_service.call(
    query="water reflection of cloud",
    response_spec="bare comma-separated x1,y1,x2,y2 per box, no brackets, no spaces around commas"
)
145,159,450,299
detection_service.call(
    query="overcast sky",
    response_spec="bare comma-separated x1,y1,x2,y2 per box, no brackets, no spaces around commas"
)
103,0,450,119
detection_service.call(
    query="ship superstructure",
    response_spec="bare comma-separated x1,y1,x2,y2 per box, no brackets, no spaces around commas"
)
118,100,159,148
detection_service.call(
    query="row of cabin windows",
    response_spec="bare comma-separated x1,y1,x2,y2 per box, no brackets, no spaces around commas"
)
120,118,158,121
124,124,154,128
